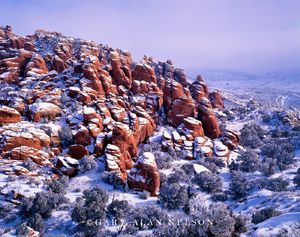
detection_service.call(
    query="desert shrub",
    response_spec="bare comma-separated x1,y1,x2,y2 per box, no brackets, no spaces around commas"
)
23,158,38,171
27,213,45,234
265,177,289,192
262,113,271,123
251,207,281,224
48,175,69,194
180,163,195,177
211,157,226,169
229,171,251,200
152,151,173,169
261,138,295,170
126,205,168,230
167,169,190,184
79,155,97,171
138,191,150,200
250,177,268,190
211,192,228,202
237,150,260,172
141,142,162,153
107,199,131,222
259,158,277,176
233,215,248,236
0,203,14,221
159,183,189,209
294,168,300,187
20,191,68,219
16,223,29,237
182,198,244,237
271,127,291,138
196,159,220,173
228,160,240,171
153,223,189,237
192,171,223,194
71,187,109,237
239,123,264,148
159,172,168,186
102,171,124,189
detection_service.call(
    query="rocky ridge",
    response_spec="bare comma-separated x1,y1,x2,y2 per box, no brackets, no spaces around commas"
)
0,25,236,195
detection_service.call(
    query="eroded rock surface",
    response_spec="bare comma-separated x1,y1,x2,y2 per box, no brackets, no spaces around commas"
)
0,25,230,193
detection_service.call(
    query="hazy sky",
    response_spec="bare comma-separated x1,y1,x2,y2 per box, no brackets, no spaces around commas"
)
1,0,300,73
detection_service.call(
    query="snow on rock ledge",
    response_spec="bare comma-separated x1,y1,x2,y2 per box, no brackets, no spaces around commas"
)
29,102,62,122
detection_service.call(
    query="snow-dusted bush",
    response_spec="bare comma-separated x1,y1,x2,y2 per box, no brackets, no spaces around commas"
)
126,205,168,231
166,197,246,237
48,175,69,194
167,168,190,184
16,223,29,237
0,203,14,221
107,199,131,222
239,123,264,148
237,150,260,172
79,155,97,171
20,191,68,219
192,171,223,194
211,157,226,169
229,171,251,200
159,183,189,209
159,172,168,186
102,171,124,189
211,192,228,202
251,207,281,224
259,158,277,176
196,159,220,173
152,151,172,169
265,177,289,192
294,168,300,187
27,213,45,234
71,187,109,236
138,190,150,200
180,163,195,177
261,138,295,170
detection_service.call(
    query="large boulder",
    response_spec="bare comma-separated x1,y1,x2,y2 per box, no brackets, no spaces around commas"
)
25,53,48,76
55,156,79,177
132,63,156,83
6,146,53,167
0,123,51,152
209,90,224,109
163,79,195,126
29,102,62,122
167,96,196,127
110,122,137,168
220,130,239,150
0,106,21,123
68,144,89,160
174,68,188,87
111,57,132,88
179,117,204,140
127,152,160,196
197,97,221,139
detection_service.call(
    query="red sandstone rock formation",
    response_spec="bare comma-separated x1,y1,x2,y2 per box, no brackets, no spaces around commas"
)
105,144,128,182
0,106,21,123
197,97,221,139
132,63,156,84
209,90,225,109
0,25,232,195
127,152,160,196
